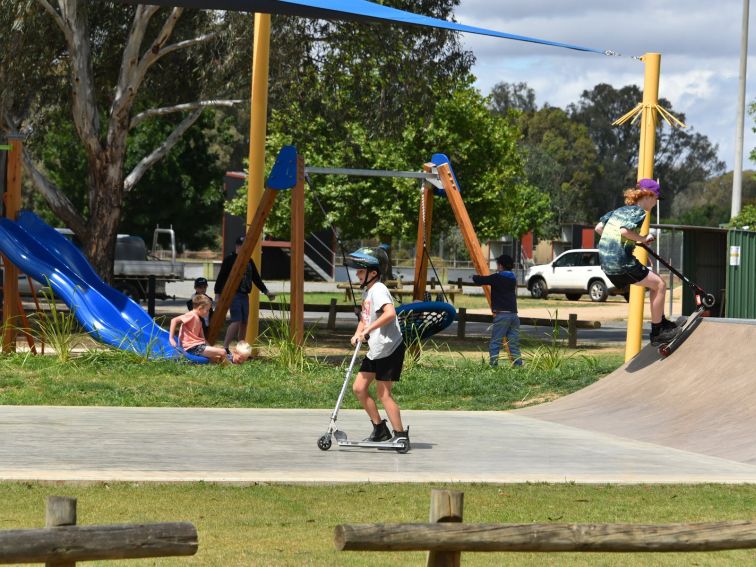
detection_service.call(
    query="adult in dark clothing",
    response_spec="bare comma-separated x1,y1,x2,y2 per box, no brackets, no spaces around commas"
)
214,236,276,350
472,254,523,367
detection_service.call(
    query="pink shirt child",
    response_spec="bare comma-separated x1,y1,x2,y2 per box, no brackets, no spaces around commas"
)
174,311,206,350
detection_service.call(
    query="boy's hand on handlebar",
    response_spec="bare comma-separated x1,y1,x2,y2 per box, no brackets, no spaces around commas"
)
640,234,655,245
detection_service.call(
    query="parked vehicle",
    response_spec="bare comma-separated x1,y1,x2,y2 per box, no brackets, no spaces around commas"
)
9,227,183,301
525,249,629,302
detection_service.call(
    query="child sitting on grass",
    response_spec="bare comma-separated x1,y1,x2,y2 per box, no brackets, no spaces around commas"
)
169,295,227,362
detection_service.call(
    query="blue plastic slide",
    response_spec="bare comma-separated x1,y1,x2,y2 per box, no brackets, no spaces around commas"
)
0,211,208,363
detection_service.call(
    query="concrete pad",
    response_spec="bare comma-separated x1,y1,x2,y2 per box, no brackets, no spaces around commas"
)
3,406,756,484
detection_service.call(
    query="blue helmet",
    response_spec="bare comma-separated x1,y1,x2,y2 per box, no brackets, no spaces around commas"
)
345,246,390,277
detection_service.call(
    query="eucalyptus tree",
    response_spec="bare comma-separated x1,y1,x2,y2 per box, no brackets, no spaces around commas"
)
1,1,243,279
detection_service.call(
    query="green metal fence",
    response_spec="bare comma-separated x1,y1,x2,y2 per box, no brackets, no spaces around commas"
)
726,230,756,319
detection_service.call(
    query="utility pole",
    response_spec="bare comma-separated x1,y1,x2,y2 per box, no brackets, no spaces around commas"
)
731,0,750,219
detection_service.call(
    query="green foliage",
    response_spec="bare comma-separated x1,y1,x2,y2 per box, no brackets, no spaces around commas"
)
728,203,756,230
0,347,621,410
522,311,584,371
260,300,321,373
30,287,81,364
517,105,599,234
568,83,725,220
230,84,544,244
121,110,234,250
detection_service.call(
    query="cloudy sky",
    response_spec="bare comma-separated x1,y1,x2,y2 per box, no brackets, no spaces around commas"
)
452,0,754,172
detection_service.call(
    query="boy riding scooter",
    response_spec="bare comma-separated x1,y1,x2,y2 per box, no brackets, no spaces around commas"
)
317,246,410,453
348,246,410,447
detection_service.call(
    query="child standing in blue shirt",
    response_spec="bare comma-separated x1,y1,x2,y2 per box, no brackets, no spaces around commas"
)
473,254,523,367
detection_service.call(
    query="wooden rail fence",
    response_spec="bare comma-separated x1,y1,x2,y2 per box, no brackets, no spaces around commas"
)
335,490,756,565
261,301,598,348
0,496,198,566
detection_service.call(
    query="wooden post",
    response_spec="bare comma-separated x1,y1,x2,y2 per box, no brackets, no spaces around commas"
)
568,313,578,348
2,134,23,353
336,520,756,553
456,307,466,339
289,154,305,345
207,188,278,344
46,496,77,567
413,167,435,301
426,489,464,567
327,298,338,331
437,163,491,307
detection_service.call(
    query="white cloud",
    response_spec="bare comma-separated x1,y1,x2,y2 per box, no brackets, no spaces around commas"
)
454,0,756,170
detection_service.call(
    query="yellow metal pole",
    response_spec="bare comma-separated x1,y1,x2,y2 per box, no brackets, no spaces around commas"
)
245,13,271,350
625,52,660,362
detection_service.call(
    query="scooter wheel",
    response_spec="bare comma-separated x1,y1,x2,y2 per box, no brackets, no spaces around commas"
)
395,439,410,454
658,345,671,358
702,293,716,309
317,435,332,451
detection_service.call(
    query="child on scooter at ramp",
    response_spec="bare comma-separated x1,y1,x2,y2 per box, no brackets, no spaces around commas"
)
347,246,410,448
595,178,681,345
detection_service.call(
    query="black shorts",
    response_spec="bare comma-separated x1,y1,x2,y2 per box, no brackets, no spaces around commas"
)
605,261,649,289
186,344,207,355
358,343,405,382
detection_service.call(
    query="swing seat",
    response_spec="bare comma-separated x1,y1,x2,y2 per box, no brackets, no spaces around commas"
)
396,301,456,341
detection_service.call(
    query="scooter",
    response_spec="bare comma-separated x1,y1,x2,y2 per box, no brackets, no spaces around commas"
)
317,340,410,453
639,243,717,356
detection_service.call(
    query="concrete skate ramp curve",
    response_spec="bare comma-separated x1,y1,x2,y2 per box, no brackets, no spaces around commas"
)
518,318,756,464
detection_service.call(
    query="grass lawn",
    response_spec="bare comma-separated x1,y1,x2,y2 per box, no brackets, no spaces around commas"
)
0,332,622,409
3,482,756,566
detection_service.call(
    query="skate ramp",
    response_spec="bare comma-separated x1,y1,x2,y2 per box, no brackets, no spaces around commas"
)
518,318,756,464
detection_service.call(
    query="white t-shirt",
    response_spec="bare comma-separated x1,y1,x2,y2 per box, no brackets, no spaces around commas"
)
360,281,403,360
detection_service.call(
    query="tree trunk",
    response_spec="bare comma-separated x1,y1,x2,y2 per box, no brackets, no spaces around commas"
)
84,157,124,283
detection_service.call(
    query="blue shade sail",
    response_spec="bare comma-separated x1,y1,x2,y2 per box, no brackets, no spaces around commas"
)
118,0,608,55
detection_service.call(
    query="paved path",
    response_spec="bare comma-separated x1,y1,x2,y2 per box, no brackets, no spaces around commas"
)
3,405,756,484
4,318,754,485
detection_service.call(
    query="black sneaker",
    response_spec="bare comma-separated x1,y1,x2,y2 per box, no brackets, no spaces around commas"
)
363,419,391,442
391,429,411,452
650,325,681,345
660,316,678,330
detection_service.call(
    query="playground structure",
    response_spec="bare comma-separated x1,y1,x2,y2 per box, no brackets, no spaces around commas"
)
210,146,494,348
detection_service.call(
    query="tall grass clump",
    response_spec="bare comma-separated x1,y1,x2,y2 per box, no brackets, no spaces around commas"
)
260,297,318,372
30,286,81,363
522,309,588,372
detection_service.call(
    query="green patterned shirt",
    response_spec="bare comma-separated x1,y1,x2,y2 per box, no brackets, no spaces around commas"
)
598,205,647,274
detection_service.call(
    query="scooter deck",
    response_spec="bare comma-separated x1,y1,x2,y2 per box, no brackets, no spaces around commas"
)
318,427,410,453
657,308,704,358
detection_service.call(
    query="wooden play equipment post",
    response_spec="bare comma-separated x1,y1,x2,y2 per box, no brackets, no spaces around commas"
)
436,163,492,307
208,148,305,348
245,12,272,350
2,134,23,353
207,188,278,345
289,153,306,344
413,164,434,301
